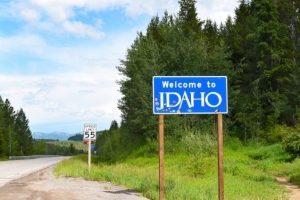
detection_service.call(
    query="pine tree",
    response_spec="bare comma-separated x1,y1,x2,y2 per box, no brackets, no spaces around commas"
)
0,97,7,157
203,19,220,52
276,0,300,125
118,33,159,136
2,99,15,156
118,0,232,137
178,0,201,34
109,120,119,130
14,109,33,155
228,0,253,67
231,0,297,133
0,96,33,158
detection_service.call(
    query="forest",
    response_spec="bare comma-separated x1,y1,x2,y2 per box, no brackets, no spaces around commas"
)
0,96,33,157
57,1,300,199
0,96,83,158
96,0,299,155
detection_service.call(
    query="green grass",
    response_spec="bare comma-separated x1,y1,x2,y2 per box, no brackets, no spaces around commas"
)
272,158,300,186
0,157,8,161
55,138,300,200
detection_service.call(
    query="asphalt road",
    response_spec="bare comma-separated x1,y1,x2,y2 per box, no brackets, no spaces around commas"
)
0,157,147,200
0,156,67,187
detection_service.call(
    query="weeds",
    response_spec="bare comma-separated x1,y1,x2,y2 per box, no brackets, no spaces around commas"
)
55,134,296,200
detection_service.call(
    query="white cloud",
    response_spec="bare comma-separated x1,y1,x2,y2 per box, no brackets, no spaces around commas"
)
0,0,239,133
0,69,121,131
28,0,177,17
7,0,104,40
3,0,238,40
62,21,104,39
5,0,177,40
197,0,239,24
20,7,40,22
0,34,46,55
0,27,135,71
0,27,138,132
122,0,177,17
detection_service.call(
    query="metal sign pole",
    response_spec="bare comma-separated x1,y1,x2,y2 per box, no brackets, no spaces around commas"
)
88,136,91,172
217,113,224,200
158,115,165,200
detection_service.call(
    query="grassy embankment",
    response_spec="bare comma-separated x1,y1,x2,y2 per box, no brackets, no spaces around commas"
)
47,141,87,152
55,133,299,200
32,140,87,156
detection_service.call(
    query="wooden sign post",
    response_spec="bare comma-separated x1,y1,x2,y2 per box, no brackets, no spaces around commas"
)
153,76,228,200
217,113,224,200
158,115,165,200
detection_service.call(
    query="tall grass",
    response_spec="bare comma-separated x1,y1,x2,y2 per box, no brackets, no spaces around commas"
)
47,141,87,152
55,130,299,200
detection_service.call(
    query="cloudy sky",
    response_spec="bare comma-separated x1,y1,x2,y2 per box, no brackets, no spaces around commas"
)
0,0,239,134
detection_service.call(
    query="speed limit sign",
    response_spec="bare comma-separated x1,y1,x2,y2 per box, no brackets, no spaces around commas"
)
83,123,97,172
83,123,97,141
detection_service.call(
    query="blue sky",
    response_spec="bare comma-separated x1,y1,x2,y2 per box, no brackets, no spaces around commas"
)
0,0,238,134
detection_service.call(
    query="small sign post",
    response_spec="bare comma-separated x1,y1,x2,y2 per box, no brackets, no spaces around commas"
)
83,123,97,172
153,76,228,200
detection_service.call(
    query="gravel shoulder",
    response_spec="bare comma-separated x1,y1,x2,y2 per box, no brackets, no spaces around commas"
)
0,156,68,187
0,166,147,200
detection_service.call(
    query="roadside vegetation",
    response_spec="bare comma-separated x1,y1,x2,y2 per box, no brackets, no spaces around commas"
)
56,0,299,199
33,140,86,156
56,128,300,200
48,140,87,152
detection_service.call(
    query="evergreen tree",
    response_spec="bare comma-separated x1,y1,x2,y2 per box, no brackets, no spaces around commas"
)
117,0,298,141
0,97,33,157
0,99,15,156
203,19,220,52
118,0,232,137
226,0,298,135
276,0,300,125
0,97,7,157
14,109,33,155
227,0,253,67
109,120,119,131
178,0,202,34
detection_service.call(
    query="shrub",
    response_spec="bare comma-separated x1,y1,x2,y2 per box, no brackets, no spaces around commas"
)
225,137,243,150
290,173,300,186
283,131,300,157
248,144,291,162
181,131,216,156
95,128,147,162
267,125,291,143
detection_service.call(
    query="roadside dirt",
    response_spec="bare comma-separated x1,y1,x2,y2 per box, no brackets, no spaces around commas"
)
276,177,300,200
0,166,147,200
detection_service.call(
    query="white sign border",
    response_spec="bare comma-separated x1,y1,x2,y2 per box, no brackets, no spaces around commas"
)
83,123,97,141
152,76,228,115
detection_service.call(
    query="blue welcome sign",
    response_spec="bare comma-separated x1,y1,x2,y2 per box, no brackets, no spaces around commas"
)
153,76,228,114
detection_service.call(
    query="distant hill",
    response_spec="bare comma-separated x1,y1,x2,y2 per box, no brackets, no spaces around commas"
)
33,132,71,141
68,134,83,141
